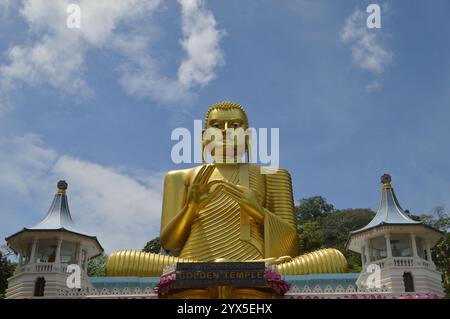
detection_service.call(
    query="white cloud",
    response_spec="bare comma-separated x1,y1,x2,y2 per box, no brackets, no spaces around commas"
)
0,134,164,253
178,0,225,87
0,0,12,13
113,33,195,104
0,31,90,96
0,0,159,101
340,7,392,90
0,0,224,109
115,0,225,104
365,79,381,93
0,134,57,195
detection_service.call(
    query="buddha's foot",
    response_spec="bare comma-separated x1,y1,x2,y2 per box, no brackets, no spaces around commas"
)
106,250,193,277
276,248,348,275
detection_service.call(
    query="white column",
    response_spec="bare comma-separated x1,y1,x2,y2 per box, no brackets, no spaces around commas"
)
55,239,63,264
361,246,366,269
17,253,22,265
365,240,371,263
426,240,432,262
410,234,418,258
84,250,89,273
30,238,38,263
385,234,392,258
77,243,83,267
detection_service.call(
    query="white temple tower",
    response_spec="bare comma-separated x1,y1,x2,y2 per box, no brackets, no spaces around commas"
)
4,180,103,299
347,174,445,296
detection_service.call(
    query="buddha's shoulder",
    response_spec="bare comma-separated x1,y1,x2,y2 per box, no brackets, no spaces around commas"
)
247,164,292,178
164,165,205,184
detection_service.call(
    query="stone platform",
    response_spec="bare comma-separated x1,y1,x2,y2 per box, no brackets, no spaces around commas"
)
56,273,364,299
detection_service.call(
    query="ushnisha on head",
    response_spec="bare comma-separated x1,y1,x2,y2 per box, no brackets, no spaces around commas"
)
202,101,252,163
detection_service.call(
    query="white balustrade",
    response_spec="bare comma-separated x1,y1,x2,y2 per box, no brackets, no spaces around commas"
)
364,257,434,270
14,262,75,274
34,262,54,272
393,257,414,267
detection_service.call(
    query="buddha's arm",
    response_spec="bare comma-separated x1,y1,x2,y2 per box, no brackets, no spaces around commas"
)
160,169,195,253
263,169,299,258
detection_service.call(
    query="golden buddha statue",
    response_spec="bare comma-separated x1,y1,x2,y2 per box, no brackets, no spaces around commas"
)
106,101,347,277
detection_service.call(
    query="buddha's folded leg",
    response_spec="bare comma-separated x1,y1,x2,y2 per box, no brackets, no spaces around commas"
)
106,250,195,277
276,248,348,275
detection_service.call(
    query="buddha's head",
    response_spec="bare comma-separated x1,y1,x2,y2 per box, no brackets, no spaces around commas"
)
203,101,251,163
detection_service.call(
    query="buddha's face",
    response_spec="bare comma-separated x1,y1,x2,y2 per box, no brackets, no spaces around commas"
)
203,108,249,163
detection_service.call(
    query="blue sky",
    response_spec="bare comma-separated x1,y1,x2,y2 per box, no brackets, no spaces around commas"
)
0,0,449,253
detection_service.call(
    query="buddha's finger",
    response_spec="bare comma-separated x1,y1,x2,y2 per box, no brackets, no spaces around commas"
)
206,180,226,188
197,165,212,184
205,180,221,192
208,179,236,189
199,165,215,184
192,165,207,184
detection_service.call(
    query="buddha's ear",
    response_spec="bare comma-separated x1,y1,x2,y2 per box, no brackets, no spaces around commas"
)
245,131,253,163
201,129,206,163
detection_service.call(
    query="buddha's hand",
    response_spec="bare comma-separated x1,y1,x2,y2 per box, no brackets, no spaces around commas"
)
210,181,265,222
186,165,217,211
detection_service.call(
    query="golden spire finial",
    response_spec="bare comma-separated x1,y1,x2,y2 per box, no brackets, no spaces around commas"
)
57,180,68,195
381,174,392,189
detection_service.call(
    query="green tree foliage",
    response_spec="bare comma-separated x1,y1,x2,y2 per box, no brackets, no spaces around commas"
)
433,233,450,297
0,251,16,298
296,196,375,272
87,253,108,277
297,221,324,253
296,196,335,223
321,209,376,272
143,237,161,254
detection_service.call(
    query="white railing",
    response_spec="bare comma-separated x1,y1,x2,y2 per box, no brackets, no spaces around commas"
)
419,260,432,269
34,262,54,272
366,257,434,270
14,262,77,274
393,257,414,267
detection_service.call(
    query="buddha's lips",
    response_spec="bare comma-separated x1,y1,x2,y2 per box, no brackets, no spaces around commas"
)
211,140,244,146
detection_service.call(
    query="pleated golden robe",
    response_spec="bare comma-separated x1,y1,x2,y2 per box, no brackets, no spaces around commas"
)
177,164,298,261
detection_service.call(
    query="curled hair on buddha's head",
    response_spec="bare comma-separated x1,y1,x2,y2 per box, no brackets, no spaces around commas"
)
202,101,252,163
204,101,249,129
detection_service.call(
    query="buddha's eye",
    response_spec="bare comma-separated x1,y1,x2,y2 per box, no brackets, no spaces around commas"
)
230,121,243,129
212,123,220,128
